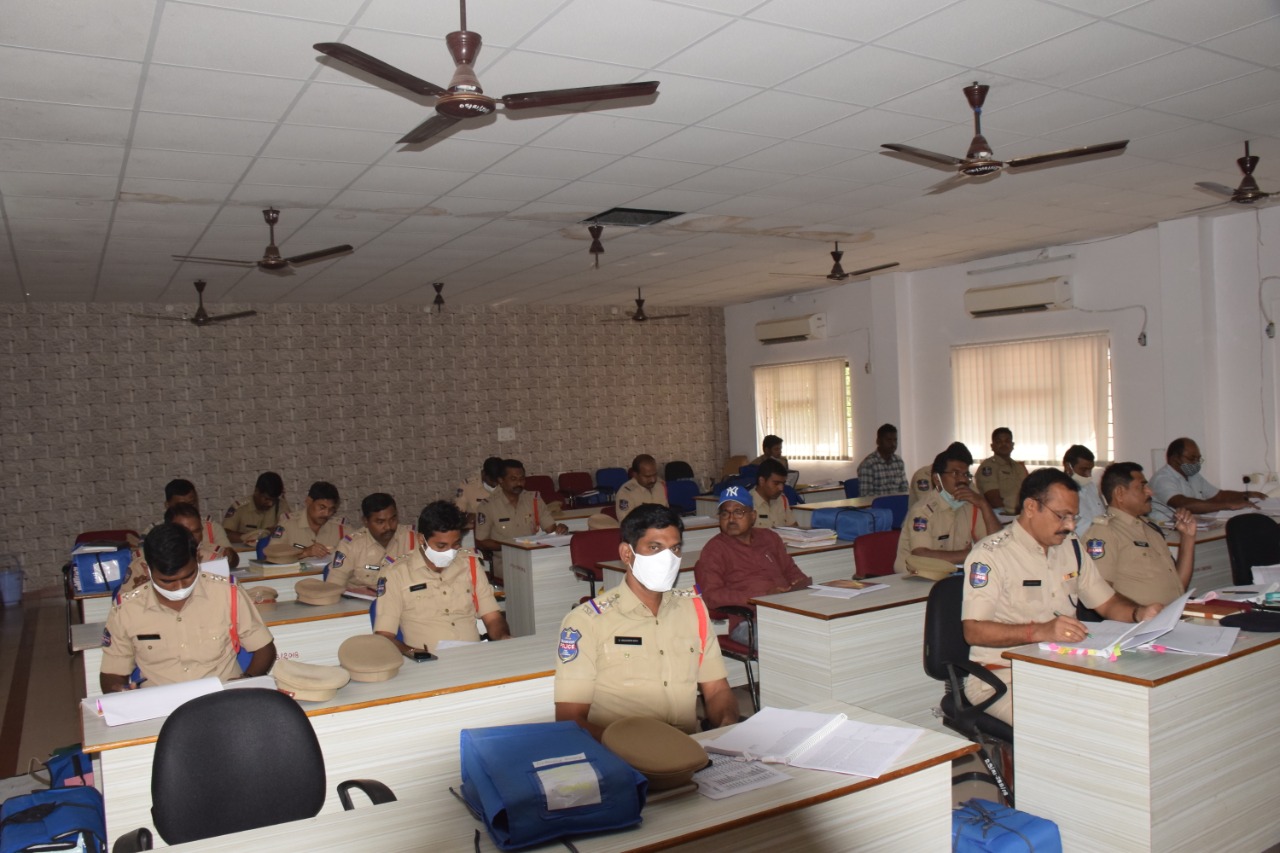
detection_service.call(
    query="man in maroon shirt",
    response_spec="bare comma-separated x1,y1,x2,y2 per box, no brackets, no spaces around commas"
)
694,485,811,646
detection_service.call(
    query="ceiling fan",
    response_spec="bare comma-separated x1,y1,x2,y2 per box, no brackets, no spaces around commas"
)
432,282,446,313
171,208,353,273
588,224,605,269
129,280,257,327
604,289,690,324
771,242,899,282
1193,141,1273,207
882,82,1128,190
314,0,660,146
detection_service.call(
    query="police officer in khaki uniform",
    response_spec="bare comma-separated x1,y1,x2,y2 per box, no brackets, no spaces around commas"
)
223,472,290,544
374,501,509,655
896,447,999,574
554,503,738,739
961,469,1162,723
976,428,1029,513
166,503,239,568
139,479,236,552
262,481,348,563
475,460,567,578
749,458,796,529
1086,463,1198,606
328,493,418,593
100,523,275,692
614,454,668,522
455,457,504,519
907,442,974,508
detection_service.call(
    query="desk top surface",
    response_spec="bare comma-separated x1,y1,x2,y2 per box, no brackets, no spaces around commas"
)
163,699,976,853
82,635,555,753
793,497,880,510
1003,628,1280,688
752,573,934,620
598,537,855,574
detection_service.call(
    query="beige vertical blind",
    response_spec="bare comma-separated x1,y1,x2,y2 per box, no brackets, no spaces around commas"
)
952,333,1111,467
753,358,852,461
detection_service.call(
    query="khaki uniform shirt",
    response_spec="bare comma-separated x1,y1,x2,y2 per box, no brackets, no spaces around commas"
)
455,476,494,516
749,488,796,528
100,572,274,686
895,495,992,573
261,512,348,563
372,548,498,650
143,516,233,551
1085,508,1184,606
554,582,728,734
976,455,1029,513
329,525,419,591
748,454,789,469
223,496,291,539
615,479,668,522
908,465,935,507
474,490,555,542
961,521,1116,666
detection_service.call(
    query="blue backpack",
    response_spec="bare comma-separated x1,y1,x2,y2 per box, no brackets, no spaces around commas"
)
0,786,107,853
809,506,893,540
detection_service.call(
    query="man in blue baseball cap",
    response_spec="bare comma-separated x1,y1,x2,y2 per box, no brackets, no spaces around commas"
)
693,485,811,646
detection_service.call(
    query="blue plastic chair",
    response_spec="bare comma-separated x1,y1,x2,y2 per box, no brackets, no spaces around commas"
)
595,467,629,497
666,480,700,514
738,464,759,481
367,599,405,643
256,536,269,561
872,494,909,530
782,484,804,507
842,478,861,498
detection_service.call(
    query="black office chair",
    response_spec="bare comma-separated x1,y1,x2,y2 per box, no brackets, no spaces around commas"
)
664,460,695,482
1225,513,1280,585
112,688,395,851
922,575,1014,806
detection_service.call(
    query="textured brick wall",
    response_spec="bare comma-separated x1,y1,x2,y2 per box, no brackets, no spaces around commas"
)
0,302,728,591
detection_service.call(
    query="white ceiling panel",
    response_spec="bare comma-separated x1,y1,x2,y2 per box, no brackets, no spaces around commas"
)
2,0,1277,308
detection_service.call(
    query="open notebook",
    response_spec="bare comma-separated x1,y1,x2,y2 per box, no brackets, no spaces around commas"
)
1039,591,1192,653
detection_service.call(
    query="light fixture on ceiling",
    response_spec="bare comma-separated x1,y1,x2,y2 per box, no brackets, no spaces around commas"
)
966,253,1075,276
432,282,445,313
588,224,604,269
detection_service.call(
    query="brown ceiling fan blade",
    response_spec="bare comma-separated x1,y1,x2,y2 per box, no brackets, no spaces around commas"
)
314,43,446,97
769,272,832,278
846,262,900,277
926,173,975,194
128,313,192,322
1006,139,1128,169
285,245,353,265
500,81,659,111
204,311,258,323
171,254,256,267
881,143,964,168
1195,181,1237,197
643,313,692,321
398,113,462,145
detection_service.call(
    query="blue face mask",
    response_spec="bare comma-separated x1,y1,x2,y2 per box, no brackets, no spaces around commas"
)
936,479,966,511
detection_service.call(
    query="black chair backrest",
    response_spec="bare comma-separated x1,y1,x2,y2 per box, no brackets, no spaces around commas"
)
1226,514,1280,585
923,575,968,683
664,460,695,482
151,688,327,844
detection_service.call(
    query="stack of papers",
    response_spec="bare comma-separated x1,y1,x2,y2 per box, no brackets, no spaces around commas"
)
808,580,889,599
513,532,573,548
1038,591,1240,658
71,543,126,556
90,676,278,726
774,527,838,549
1251,565,1280,586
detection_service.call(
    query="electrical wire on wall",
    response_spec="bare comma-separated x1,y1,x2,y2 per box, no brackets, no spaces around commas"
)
1071,303,1149,347
1255,207,1279,481
824,327,872,374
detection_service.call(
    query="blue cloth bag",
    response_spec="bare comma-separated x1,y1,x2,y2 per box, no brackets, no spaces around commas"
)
460,721,647,850
0,786,107,853
952,799,1062,853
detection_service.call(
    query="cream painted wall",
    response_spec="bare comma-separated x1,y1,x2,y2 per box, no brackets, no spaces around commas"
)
725,205,1280,493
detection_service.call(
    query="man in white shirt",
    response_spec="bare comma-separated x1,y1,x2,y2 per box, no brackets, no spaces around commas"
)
1063,445,1106,536
1148,437,1262,522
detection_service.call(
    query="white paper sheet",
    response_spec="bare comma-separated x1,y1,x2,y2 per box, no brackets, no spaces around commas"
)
807,582,889,599
93,677,222,726
1138,621,1240,657
694,755,791,800
202,557,230,578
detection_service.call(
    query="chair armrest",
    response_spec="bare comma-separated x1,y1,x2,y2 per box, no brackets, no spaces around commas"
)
708,604,754,622
946,659,1008,717
112,827,153,853
570,565,597,583
338,779,398,810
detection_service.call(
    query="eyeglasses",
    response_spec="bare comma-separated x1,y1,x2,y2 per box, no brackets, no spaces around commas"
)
941,470,972,481
717,507,750,519
1039,504,1081,525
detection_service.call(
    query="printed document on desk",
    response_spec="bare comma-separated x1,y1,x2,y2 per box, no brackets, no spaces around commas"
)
1138,621,1239,656
702,707,922,778
808,580,889,599
1039,591,1192,653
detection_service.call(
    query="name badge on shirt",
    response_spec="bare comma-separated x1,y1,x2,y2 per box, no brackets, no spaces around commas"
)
138,634,162,640
1022,580,1042,587
758,513,769,519
937,534,950,541
1133,541,1149,548
409,583,427,592
614,637,642,645
498,517,511,523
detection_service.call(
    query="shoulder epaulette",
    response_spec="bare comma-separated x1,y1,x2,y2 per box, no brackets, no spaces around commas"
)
579,591,621,615
670,586,701,599
200,571,229,585
981,529,1015,551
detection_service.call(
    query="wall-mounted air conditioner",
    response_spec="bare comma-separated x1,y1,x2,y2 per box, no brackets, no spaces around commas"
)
755,313,827,344
964,277,1072,318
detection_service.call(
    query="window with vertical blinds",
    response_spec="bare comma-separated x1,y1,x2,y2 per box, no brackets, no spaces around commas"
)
952,333,1111,467
753,358,852,461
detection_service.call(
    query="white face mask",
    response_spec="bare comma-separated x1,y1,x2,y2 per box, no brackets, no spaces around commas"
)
423,547,457,569
152,576,197,602
1071,472,1093,489
629,547,682,592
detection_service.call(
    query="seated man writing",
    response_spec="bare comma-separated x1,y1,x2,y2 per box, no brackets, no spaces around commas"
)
261,481,347,563
555,503,738,739
962,468,1162,724
329,492,418,595
895,446,999,574
100,523,275,692
694,485,811,646
373,500,509,657
223,471,290,544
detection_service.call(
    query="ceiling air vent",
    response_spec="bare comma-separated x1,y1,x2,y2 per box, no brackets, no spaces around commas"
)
581,207,683,227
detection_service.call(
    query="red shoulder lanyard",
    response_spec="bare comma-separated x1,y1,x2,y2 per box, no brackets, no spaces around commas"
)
692,596,708,668
468,556,479,611
969,504,979,541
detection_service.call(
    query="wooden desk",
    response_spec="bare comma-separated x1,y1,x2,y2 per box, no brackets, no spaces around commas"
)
500,519,719,639
1165,522,1230,590
752,575,942,731
84,635,557,844
163,700,976,853
1004,632,1280,852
